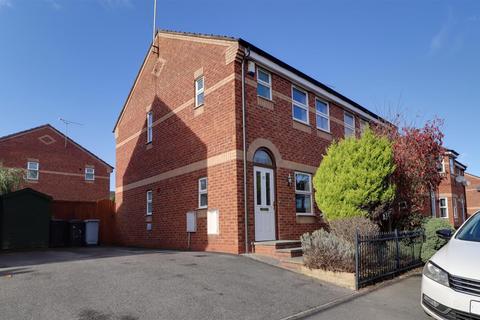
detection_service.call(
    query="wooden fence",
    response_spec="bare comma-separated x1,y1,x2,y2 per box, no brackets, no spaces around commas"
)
51,199,118,245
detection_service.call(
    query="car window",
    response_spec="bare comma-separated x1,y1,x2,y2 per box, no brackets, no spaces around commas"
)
456,212,480,242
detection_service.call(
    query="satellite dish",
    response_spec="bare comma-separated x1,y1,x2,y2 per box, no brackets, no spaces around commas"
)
455,175,466,183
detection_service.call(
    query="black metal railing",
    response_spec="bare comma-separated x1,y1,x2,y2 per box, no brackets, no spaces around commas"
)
355,229,424,289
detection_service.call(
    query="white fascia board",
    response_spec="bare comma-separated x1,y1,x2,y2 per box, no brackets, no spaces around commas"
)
248,50,381,124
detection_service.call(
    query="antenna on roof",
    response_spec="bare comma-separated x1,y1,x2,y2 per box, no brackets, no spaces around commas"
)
59,118,83,148
152,0,157,42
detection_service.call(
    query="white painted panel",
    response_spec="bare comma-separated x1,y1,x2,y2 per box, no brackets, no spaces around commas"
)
207,210,219,235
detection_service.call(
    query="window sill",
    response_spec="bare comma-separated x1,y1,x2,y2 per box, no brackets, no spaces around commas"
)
194,103,205,110
292,120,311,134
293,118,310,126
257,95,273,103
197,207,208,210
296,213,315,217
316,127,331,134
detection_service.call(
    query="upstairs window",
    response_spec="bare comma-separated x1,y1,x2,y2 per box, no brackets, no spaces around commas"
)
292,86,309,124
315,98,330,132
438,159,445,173
146,190,153,215
195,76,205,108
257,68,272,100
198,177,208,209
295,172,312,215
344,112,355,137
27,161,39,180
85,167,95,181
360,119,369,134
449,158,454,174
146,111,153,143
439,198,448,218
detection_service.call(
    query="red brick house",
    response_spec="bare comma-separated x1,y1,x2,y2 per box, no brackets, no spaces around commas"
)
114,30,386,254
465,172,480,215
0,124,113,201
424,149,468,228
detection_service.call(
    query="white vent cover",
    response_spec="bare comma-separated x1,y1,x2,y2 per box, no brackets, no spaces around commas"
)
186,211,197,233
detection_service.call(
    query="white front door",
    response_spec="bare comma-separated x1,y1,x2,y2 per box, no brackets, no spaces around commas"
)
254,166,276,241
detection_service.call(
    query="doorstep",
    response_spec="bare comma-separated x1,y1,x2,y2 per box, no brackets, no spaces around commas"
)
253,240,303,259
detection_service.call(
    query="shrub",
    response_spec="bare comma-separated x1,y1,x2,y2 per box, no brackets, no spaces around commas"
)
328,217,380,244
421,218,454,262
301,229,355,273
0,166,24,195
313,128,396,221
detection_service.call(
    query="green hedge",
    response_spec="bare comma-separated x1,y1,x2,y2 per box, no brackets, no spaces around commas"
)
421,218,454,262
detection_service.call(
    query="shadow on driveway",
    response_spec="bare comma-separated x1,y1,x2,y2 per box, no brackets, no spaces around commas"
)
0,246,177,269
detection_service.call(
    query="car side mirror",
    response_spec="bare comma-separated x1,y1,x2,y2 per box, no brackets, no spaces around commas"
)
436,229,453,240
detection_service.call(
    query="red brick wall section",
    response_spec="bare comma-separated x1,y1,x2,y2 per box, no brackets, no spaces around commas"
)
466,173,480,215
0,126,111,201
423,155,469,227
115,34,241,253
237,59,369,249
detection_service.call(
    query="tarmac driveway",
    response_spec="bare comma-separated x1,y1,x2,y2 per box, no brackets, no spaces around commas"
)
0,247,351,320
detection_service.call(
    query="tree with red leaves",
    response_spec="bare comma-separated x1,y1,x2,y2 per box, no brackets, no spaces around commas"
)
374,117,444,229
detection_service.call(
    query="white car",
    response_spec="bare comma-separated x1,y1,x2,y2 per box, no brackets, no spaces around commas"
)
421,211,480,320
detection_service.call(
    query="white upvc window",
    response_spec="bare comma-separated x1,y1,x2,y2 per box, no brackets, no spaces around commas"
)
27,161,39,180
439,197,448,218
449,158,455,174
85,167,95,181
257,68,272,100
315,98,330,132
430,190,437,218
360,119,369,134
439,159,445,173
195,76,205,108
292,86,309,124
344,112,355,137
146,111,153,143
295,172,313,215
146,190,153,216
198,177,208,209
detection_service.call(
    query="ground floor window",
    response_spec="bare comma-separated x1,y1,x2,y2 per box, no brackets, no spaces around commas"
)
146,190,153,215
439,197,448,218
295,172,312,215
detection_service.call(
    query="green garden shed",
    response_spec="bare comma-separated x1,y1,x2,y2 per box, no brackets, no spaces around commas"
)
0,188,52,250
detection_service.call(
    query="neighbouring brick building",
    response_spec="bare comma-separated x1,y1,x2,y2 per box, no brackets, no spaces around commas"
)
465,172,480,215
424,149,469,228
114,30,387,254
0,124,113,201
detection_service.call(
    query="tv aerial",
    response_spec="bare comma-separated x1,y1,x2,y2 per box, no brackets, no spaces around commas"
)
59,118,83,148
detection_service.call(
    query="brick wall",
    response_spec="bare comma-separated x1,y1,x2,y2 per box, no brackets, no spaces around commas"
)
466,173,480,215
238,58,371,248
424,154,468,227
0,125,111,201
115,33,242,253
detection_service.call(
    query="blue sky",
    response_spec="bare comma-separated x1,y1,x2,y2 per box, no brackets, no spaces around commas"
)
0,0,479,190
